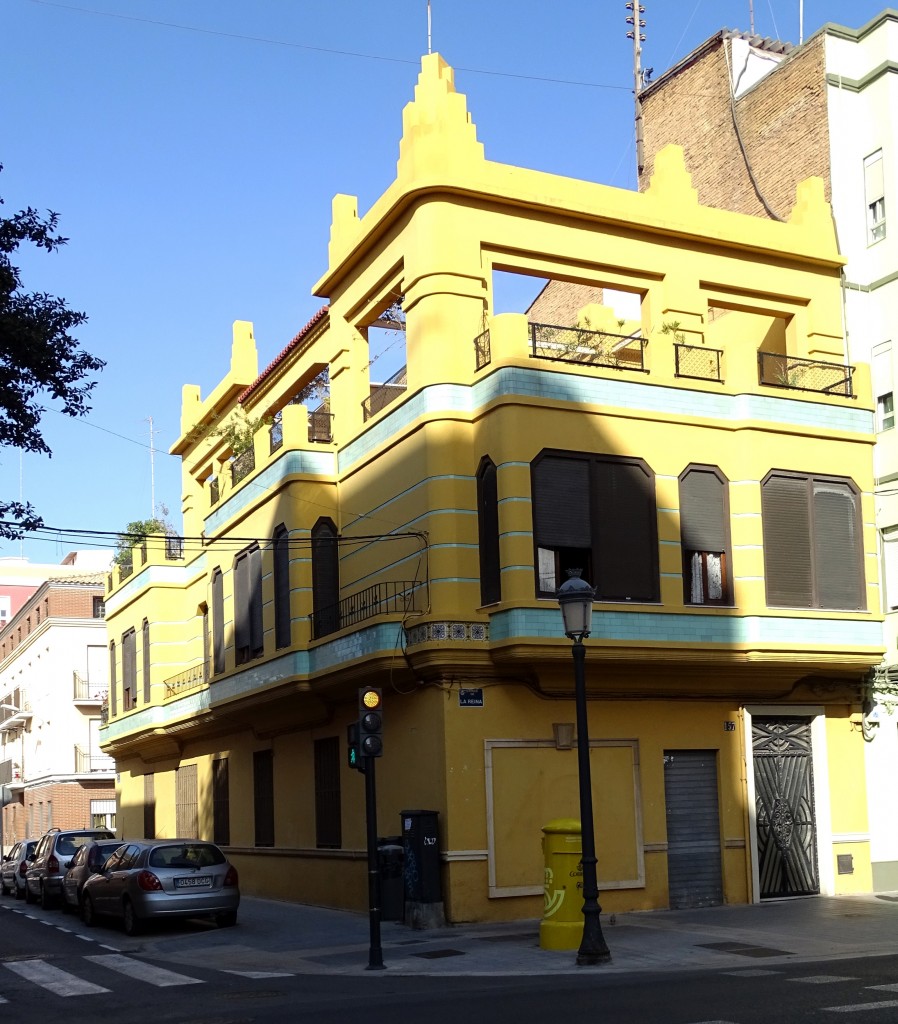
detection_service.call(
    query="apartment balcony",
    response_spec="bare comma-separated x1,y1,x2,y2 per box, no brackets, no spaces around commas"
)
758,351,855,397
74,745,115,774
675,343,723,383
73,672,106,704
231,447,255,485
312,580,426,640
529,321,647,372
0,695,32,733
163,663,208,701
363,367,408,421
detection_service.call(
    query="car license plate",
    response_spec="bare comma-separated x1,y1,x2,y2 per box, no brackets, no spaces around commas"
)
174,876,212,888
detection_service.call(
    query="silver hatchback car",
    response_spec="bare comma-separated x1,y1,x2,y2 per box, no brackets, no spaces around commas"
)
80,839,239,935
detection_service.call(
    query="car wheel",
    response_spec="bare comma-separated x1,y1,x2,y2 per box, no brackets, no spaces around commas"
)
122,899,142,937
0,878,9,896
216,910,238,928
60,892,72,914
82,894,97,927
14,881,24,901
40,883,55,911
24,882,37,904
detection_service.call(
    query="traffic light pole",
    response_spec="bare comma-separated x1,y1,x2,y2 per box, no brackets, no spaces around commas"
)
364,755,386,970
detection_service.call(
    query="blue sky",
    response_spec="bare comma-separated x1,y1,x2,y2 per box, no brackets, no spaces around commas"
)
2,0,889,563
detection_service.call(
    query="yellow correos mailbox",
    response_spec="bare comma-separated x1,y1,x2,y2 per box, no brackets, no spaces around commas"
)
539,818,584,951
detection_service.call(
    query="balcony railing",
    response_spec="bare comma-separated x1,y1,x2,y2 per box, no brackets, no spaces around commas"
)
270,412,284,453
363,366,408,421
231,447,256,484
163,663,208,700
0,759,13,785
73,672,105,702
758,351,855,397
74,745,115,774
529,322,647,372
675,343,723,382
474,329,491,370
119,560,133,580
210,476,220,505
312,580,425,640
309,408,334,443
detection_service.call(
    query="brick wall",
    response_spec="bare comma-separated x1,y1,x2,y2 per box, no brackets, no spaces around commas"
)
639,34,831,218
20,780,115,839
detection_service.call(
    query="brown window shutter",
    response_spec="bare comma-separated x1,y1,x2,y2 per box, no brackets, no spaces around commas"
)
249,546,264,656
212,569,225,674
813,481,864,610
478,459,501,605
274,525,291,649
533,455,591,548
680,469,727,553
762,475,812,607
594,459,658,601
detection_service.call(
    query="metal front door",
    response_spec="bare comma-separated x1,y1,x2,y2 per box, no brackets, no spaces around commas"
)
752,716,819,898
663,750,723,909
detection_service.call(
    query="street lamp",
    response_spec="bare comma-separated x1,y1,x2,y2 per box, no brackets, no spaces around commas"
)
557,570,611,966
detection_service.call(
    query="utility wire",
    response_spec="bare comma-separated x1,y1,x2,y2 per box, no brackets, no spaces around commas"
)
28,0,631,92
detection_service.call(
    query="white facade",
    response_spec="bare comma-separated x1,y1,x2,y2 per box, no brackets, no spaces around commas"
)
825,12,898,890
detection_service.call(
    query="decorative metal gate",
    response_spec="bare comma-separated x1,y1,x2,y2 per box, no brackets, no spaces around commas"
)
752,717,819,898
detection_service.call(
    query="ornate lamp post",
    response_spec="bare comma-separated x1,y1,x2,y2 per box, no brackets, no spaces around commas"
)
557,571,611,966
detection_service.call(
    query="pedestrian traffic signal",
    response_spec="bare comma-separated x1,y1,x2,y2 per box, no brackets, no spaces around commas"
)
347,722,362,770
358,686,383,758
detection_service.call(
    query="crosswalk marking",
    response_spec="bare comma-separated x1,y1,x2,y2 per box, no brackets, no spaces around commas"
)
792,976,853,985
824,1000,898,1013
3,960,110,997
85,954,202,987
225,970,295,978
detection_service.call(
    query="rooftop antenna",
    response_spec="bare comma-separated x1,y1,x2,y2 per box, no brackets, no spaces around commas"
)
799,0,804,43
427,0,432,54
146,415,160,518
749,0,755,34
626,2,647,178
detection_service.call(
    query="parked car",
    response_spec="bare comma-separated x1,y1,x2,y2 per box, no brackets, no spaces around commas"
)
61,838,126,915
26,827,115,908
0,838,38,900
81,838,239,936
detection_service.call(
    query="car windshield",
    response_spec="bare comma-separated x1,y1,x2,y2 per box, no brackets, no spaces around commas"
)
57,835,101,857
148,844,225,869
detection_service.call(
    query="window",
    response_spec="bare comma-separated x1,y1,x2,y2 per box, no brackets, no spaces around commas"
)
142,619,151,703
865,150,886,243
311,518,340,637
211,569,225,675
761,471,865,610
881,527,898,612
92,596,105,619
109,641,117,717
122,628,137,709
213,757,230,846
273,524,291,649
873,343,894,431
253,750,275,847
234,545,263,665
314,737,342,848
90,799,116,831
175,764,198,839
532,451,659,600
144,774,156,839
477,458,501,605
201,603,210,679
679,466,732,605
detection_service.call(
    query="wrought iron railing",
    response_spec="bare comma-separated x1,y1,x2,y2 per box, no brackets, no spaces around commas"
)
474,330,491,370
309,409,334,443
675,343,723,382
73,672,105,701
210,477,220,505
529,322,647,372
270,412,284,453
119,560,133,580
231,447,255,484
165,534,184,560
100,701,109,724
362,366,408,421
758,351,855,397
312,580,425,639
163,663,208,700
74,745,115,773
0,759,13,785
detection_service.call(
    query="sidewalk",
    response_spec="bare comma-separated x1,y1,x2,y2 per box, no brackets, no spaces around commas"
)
139,892,898,977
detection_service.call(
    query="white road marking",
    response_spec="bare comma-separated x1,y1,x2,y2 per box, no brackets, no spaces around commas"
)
224,970,295,978
824,1000,898,1013
722,969,779,977
3,959,110,997
99,944,119,951
792,976,854,984
86,953,203,987
869,985,898,992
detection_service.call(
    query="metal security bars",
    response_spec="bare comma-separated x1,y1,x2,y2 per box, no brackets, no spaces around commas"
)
363,366,408,421
474,329,491,370
758,352,854,397
529,322,647,372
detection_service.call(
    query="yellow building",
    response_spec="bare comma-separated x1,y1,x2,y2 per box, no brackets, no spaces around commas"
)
101,55,883,923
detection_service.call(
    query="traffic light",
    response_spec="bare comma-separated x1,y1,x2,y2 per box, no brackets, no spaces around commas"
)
358,686,384,758
347,722,361,770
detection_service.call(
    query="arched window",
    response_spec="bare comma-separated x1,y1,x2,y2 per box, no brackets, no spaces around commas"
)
273,524,291,649
477,458,501,605
679,465,732,605
234,545,263,665
311,518,340,638
211,569,225,675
